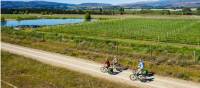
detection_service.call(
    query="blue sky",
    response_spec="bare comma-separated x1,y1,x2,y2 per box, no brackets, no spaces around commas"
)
3,0,159,5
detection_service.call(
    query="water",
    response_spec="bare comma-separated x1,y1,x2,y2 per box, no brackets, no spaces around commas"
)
1,19,85,27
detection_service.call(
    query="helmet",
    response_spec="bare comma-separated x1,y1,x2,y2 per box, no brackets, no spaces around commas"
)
139,59,143,62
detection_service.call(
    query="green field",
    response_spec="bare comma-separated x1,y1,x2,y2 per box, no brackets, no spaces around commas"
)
2,14,200,82
1,51,135,88
1,14,84,20
2,14,200,20
1,14,116,20
36,18,200,45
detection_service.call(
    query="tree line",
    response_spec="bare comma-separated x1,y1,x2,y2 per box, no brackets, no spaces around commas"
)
1,8,200,15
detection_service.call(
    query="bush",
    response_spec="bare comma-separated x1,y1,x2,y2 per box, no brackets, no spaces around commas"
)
119,8,124,15
197,8,200,15
84,12,91,21
1,17,6,22
16,16,22,21
161,10,171,15
182,8,192,15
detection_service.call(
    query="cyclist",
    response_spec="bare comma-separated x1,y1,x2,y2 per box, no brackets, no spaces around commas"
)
105,58,111,69
112,56,118,66
137,59,144,75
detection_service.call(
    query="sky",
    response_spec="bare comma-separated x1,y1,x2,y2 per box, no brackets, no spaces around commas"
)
3,0,159,5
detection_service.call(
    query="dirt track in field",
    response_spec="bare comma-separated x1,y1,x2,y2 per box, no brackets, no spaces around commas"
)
2,42,200,88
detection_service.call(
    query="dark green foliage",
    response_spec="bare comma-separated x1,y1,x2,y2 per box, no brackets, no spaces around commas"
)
85,12,91,21
197,8,200,15
140,9,151,14
119,8,124,15
100,8,103,14
182,8,192,15
24,10,29,14
162,10,171,15
13,10,18,14
1,17,6,22
16,16,22,21
41,11,48,15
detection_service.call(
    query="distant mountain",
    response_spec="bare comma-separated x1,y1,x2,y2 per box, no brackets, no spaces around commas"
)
1,1,113,10
1,1,76,9
79,3,112,7
120,0,200,8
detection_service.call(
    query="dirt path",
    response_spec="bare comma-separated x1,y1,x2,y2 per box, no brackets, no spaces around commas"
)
1,42,200,88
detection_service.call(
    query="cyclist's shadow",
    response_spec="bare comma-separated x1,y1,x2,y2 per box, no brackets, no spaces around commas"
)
109,69,123,75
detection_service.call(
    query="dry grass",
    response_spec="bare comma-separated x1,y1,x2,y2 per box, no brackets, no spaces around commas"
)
1,51,136,88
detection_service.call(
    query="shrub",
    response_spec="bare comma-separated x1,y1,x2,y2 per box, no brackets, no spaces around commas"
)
197,8,200,15
84,12,91,21
16,16,22,21
1,17,6,22
182,8,192,15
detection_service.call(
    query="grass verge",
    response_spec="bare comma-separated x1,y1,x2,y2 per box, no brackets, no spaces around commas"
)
1,51,136,88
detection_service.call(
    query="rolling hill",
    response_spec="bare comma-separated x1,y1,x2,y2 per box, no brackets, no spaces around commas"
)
1,1,113,9
120,0,200,8
1,1,76,9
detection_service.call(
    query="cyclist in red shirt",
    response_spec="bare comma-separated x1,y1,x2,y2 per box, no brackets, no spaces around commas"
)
105,58,111,69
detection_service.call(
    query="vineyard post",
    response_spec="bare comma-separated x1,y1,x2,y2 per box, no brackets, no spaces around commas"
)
60,33,63,42
76,37,79,49
150,45,152,57
42,32,45,41
157,35,160,42
113,41,118,55
149,44,152,57
13,31,16,38
193,50,196,63
117,41,119,55
166,32,168,38
166,32,169,42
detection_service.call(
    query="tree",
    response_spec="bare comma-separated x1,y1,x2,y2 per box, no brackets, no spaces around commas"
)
25,10,29,14
19,11,25,14
112,10,115,15
49,12,53,15
41,11,48,15
13,11,18,14
161,10,171,15
100,8,103,14
166,10,171,15
119,7,124,15
197,8,200,15
182,8,192,15
84,12,91,21
140,9,151,14
16,16,22,21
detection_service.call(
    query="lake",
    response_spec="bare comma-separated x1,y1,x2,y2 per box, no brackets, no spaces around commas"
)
1,19,85,27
